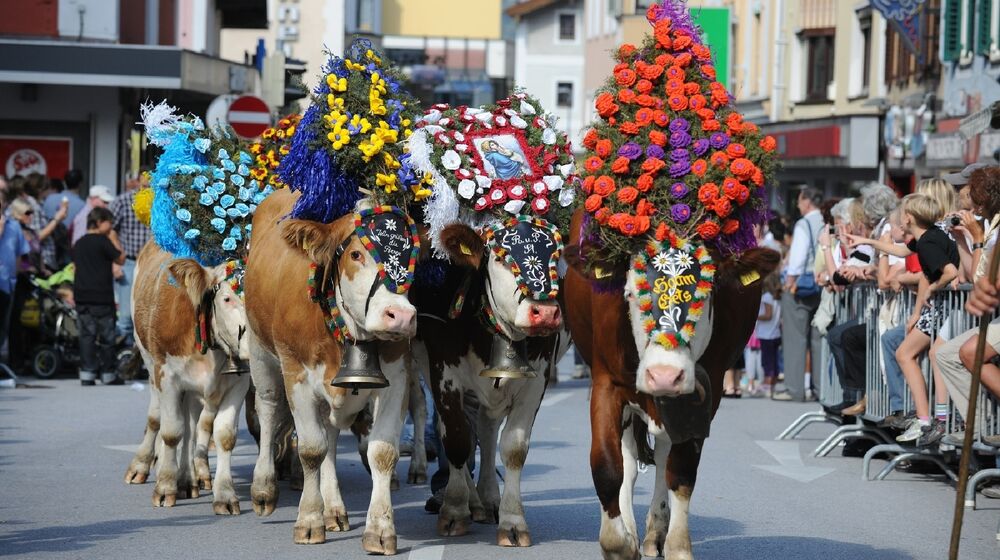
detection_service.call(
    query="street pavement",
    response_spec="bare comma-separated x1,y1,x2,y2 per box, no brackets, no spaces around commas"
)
1,373,998,560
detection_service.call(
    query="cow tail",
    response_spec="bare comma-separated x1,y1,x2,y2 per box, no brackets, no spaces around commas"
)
632,419,656,466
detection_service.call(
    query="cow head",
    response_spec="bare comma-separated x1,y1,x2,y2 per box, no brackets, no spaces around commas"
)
282,206,419,341
440,217,563,340
168,259,250,361
622,240,716,398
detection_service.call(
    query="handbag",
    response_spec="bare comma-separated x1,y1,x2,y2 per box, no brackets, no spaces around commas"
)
794,218,820,298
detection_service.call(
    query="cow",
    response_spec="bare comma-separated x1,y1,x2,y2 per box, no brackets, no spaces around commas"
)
563,211,780,560
408,218,568,547
244,188,418,554
123,241,250,515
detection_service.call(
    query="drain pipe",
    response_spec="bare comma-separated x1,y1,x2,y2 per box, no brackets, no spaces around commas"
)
771,0,787,124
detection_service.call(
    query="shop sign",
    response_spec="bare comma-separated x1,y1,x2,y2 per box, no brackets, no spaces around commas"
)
925,134,965,162
0,136,72,178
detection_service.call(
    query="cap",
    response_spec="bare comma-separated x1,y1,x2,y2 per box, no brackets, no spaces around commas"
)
88,185,115,203
942,163,990,186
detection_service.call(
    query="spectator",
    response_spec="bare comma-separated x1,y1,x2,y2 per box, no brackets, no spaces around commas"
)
0,198,29,366
73,207,126,386
109,171,152,346
71,185,115,246
753,272,782,396
773,186,824,402
19,173,66,272
45,168,85,229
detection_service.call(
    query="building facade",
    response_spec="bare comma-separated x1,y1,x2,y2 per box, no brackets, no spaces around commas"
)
0,0,265,192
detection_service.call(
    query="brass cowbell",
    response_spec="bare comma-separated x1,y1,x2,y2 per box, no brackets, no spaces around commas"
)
480,335,535,380
332,340,389,393
220,354,250,375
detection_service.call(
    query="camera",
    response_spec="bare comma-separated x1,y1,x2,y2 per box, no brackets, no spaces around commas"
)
828,226,836,235
950,216,961,226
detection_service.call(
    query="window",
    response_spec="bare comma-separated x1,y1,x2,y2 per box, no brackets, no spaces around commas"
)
805,32,835,101
357,0,374,33
942,0,962,60
557,82,573,107
976,0,992,54
558,13,576,41
859,14,871,90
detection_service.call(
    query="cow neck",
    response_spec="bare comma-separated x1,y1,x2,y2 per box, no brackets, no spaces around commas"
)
479,260,521,342
308,261,354,343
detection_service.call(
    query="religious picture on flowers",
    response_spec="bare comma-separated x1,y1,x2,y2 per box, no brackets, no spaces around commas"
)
475,135,531,180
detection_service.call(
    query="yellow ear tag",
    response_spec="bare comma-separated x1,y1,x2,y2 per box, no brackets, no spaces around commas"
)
459,243,472,256
740,270,761,286
594,266,612,279
302,240,311,252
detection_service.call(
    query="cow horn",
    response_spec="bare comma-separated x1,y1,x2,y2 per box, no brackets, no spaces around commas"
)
480,335,535,382
332,340,389,394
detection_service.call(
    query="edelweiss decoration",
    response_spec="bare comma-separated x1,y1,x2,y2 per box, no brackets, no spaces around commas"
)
579,0,778,265
353,206,420,294
407,91,578,253
141,101,273,266
483,217,563,301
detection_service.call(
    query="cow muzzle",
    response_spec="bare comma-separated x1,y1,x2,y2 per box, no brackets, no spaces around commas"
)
644,365,689,397
372,304,416,340
517,300,562,336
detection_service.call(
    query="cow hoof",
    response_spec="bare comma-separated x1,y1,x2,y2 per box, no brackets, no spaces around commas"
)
437,515,470,537
199,477,213,491
362,530,398,555
497,527,532,547
665,551,693,560
407,470,427,485
324,509,350,532
471,504,490,523
152,490,176,508
293,520,326,544
175,485,199,500
641,532,665,558
475,504,499,525
213,499,241,516
251,481,278,517
125,467,148,484
601,542,640,560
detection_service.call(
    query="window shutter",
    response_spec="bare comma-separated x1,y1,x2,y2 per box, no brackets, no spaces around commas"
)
976,0,992,54
942,0,962,60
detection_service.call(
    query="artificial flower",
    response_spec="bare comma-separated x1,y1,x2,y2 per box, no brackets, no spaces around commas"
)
611,157,631,174
618,88,637,104
585,194,604,212
593,175,616,197
584,156,605,173
722,219,740,235
671,204,692,223
637,173,655,192
617,186,639,205
649,130,667,146
696,220,720,239
760,135,777,152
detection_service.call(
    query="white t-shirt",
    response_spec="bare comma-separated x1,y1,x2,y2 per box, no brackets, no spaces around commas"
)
756,292,781,340
876,222,904,267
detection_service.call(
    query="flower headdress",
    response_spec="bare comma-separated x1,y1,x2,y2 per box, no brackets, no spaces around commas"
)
249,114,301,190
142,101,273,266
277,38,428,223
406,91,578,255
579,1,778,264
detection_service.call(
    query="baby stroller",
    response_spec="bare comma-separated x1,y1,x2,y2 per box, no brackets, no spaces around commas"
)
25,265,137,379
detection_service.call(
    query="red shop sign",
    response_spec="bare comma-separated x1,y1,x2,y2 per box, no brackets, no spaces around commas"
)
0,136,73,179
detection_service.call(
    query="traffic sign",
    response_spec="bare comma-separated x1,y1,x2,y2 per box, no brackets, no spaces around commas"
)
227,95,272,139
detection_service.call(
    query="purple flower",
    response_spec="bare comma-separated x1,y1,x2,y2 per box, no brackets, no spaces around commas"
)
670,182,689,199
671,204,692,223
709,132,730,150
669,118,691,133
693,138,710,156
669,131,692,148
669,160,691,178
617,142,643,160
669,148,690,162
645,144,665,160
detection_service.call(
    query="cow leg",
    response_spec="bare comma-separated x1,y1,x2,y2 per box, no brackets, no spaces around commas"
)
175,391,201,499
285,373,328,545
407,366,428,485
125,385,160,484
319,422,349,532
592,390,639,560
663,439,702,560
211,375,250,515
250,339,285,517
641,438,672,558
475,409,501,525
152,382,183,507
194,399,217,492
435,374,473,537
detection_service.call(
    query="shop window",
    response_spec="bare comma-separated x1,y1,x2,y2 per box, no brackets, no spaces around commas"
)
805,32,835,101
558,13,576,41
859,12,871,91
976,0,992,54
943,0,962,60
557,82,573,107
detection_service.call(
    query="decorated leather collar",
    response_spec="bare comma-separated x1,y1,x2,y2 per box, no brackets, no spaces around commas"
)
481,216,563,301
631,236,715,350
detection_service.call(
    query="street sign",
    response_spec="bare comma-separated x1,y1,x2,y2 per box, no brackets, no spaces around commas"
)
227,95,272,139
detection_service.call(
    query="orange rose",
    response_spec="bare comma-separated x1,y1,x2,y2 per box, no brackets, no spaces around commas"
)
695,108,715,121
635,108,655,126
637,62,664,81
636,173,655,192
595,93,619,117
665,65,685,81
636,198,656,216
689,94,707,111
725,113,744,129
742,122,759,135
614,62,630,73
615,68,637,87
648,130,667,146
726,143,747,159
585,194,603,212
594,207,611,224
691,159,708,177
619,43,637,58
616,214,650,236
692,44,712,61
698,182,720,204
655,21,673,49
582,175,595,194
703,119,721,131
672,33,692,51
730,158,755,180
684,82,701,95
655,53,674,67
713,197,733,218
667,95,688,111
722,177,743,199
596,139,613,158
593,175,616,197
710,86,729,107
619,121,640,135
696,220,721,239
722,218,740,235
736,183,751,204
751,168,765,187
674,52,693,67
608,212,628,230
617,187,639,205
636,79,653,94
652,110,669,127
665,78,686,96
584,156,605,173
611,156,631,174
618,88,637,104
583,128,598,149
710,151,730,168
701,65,717,81
655,222,670,241
635,94,658,107
641,158,666,174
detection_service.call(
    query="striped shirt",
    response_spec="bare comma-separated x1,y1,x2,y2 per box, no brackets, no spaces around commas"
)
110,190,152,259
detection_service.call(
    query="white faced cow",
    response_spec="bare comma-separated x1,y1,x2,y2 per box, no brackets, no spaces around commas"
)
244,188,418,554
124,241,250,515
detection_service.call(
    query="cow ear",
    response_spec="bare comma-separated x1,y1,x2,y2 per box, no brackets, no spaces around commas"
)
167,259,212,309
439,223,485,269
281,215,355,264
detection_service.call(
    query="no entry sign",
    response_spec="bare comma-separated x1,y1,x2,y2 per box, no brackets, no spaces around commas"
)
227,95,271,139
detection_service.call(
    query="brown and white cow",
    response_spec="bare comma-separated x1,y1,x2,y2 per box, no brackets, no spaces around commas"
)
245,188,417,554
564,211,780,560
124,241,250,515
409,219,567,546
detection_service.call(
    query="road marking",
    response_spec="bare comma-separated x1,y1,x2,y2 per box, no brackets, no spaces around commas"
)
541,391,575,407
407,545,445,560
752,440,834,483
103,444,140,454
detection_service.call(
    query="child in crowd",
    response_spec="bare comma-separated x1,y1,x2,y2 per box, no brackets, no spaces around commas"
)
756,272,782,397
73,207,125,386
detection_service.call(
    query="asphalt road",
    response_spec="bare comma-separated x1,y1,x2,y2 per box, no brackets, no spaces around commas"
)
1,373,998,560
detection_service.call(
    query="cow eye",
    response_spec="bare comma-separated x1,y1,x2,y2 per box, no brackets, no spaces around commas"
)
223,295,231,303
350,250,363,261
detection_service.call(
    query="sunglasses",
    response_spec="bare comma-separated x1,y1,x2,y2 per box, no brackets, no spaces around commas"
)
24,210,33,216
